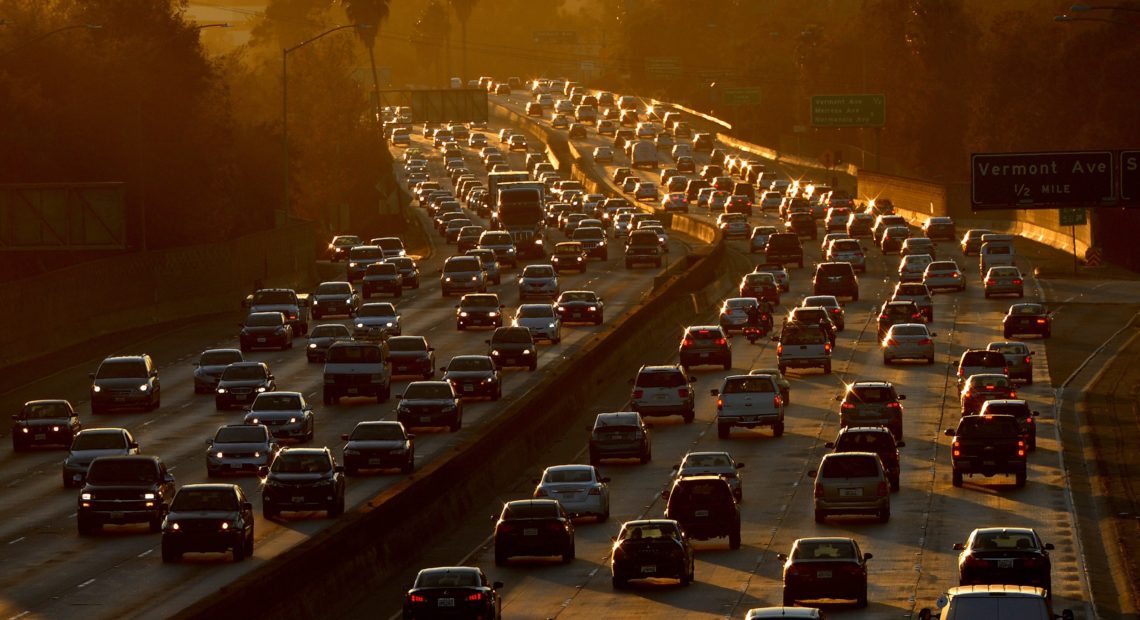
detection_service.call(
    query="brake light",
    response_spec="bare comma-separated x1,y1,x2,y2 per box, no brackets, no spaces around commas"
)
1026,416,1034,425
1017,440,1026,457
682,338,693,348
467,592,484,602
879,314,888,320
886,339,899,347
957,367,964,376
678,388,689,398
877,481,889,496
831,308,841,314
824,342,832,352
410,595,426,603
632,389,644,399
547,522,565,532
918,338,933,345
952,440,961,457
1024,356,1032,364
715,338,727,346
716,398,724,409
777,344,783,355
951,273,960,278
497,522,514,533
1036,318,1047,324
887,402,901,409
814,484,823,498
1003,368,1009,375
1010,391,1017,398
986,279,995,285
841,402,855,411
1013,279,1022,285
774,395,783,408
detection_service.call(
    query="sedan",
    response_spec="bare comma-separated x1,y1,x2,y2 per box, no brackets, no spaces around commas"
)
956,527,1053,593
550,242,588,274
441,355,502,400
455,293,504,330
661,192,689,213
403,567,502,620
512,304,562,344
984,266,1025,298
238,312,292,352
62,427,139,488
533,464,610,521
718,297,761,334
193,348,244,393
778,537,871,608
517,264,560,300
754,264,790,292
493,499,575,565
593,146,613,163
717,213,750,239
673,451,745,501
1003,303,1052,338
988,340,1035,384
386,335,436,380
205,423,278,477
923,260,966,292
395,381,463,432
215,362,275,411
882,323,936,364
243,392,315,443
610,519,694,589
353,302,401,340
11,399,80,452
341,420,414,475
161,484,255,563
555,290,605,325
305,323,352,363
633,181,659,202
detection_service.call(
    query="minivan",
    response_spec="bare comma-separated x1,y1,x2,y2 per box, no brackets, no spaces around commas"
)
979,234,1016,275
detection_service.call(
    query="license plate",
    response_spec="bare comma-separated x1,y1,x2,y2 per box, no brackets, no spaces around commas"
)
369,458,383,465
291,496,305,503
437,598,455,607
840,488,863,497
463,385,474,393
524,528,538,536
984,460,996,466
641,565,656,574
34,434,46,440
111,512,124,519
228,463,241,469
997,559,1014,568
257,337,266,343
396,365,408,371
235,395,248,401
816,570,832,579
700,353,709,358
695,509,709,517
114,396,126,402
572,313,582,318
655,394,667,400
420,416,431,423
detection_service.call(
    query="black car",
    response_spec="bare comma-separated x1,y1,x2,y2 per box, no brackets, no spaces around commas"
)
956,527,1053,593
396,381,463,432
62,428,139,488
387,336,436,379
305,323,352,363
11,399,80,451
385,256,421,289
341,420,414,475
456,293,504,330
877,300,923,340
610,519,694,589
779,537,871,608
663,475,741,549
214,362,275,410
555,290,605,325
788,307,839,347
812,262,860,301
589,411,651,465
161,484,255,563
1003,303,1052,339
238,311,293,352
441,355,502,400
90,354,161,414
403,567,503,620
77,455,176,534
827,426,904,491
361,262,403,298
259,447,345,519
764,233,805,268
487,326,538,371
193,348,244,393
786,211,817,240
493,499,575,565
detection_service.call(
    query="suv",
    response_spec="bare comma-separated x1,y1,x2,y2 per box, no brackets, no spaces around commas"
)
827,426,904,491
487,326,538,371
978,399,1040,451
712,374,785,438
589,411,652,465
919,585,1073,620
877,300,923,340
678,325,732,370
812,262,859,300
774,321,832,375
90,354,161,414
396,381,463,432
214,362,275,411
161,484,255,563
945,414,1027,487
956,349,1009,392
809,452,892,523
630,365,696,423
323,341,391,404
77,455,176,534
493,499,575,565
837,381,905,440
259,447,346,518
765,233,804,267
625,229,662,268
663,475,741,549
11,400,80,451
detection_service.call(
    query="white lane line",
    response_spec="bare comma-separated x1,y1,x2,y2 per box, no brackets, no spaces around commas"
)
8,611,30,620
137,549,153,558
77,578,95,588
8,537,24,545
180,403,192,409
142,418,156,426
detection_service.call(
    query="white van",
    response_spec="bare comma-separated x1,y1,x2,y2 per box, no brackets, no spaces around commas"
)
631,140,658,170
979,234,1016,275
449,77,462,89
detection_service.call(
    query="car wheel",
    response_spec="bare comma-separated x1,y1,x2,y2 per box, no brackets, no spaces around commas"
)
450,412,462,432
778,364,786,375
952,469,963,487
814,509,826,524
773,422,785,437
1015,467,1028,488
529,362,537,371
561,545,574,564
683,409,695,424
823,362,832,375
402,454,415,474
1025,375,1034,386
244,530,254,557
856,586,868,608
890,474,900,492
640,448,651,464
611,576,627,590
879,504,891,523
378,383,391,403
232,536,247,562
984,291,991,299
161,541,181,563
77,515,98,536
927,356,935,364
783,591,796,607
717,423,730,439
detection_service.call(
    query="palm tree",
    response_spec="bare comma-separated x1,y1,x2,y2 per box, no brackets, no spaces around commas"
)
449,0,478,83
342,0,391,113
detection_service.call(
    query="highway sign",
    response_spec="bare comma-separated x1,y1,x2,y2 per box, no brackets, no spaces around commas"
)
971,151,1115,210
1059,208,1087,226
722,87,760,105
533,30,576,45
811,94,885,127
645,57,681,79
1121,150,1140,203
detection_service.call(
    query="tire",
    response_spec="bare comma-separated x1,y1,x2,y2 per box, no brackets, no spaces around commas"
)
612,576,627,590
823,362,832,375
402,453,415,474
1043,329,1051,339
683,409,695,424
457,322,466,331
323,391,335,406
599,507,609,523
305,422,315,443
243,530,254,558
723,358,732,371
890,473,900,492
1026,375,1034,386
878,504,891,523
493,384,502,401
773,422,785,437
717,423,730,439
680,570,691,586
561,545,574,564
77,515,98,536
378,383,391,403
778,364,786,375
329,495,345,517
232,536,247,562
1029,434,1037,452
162,542,181,563
782,389,790,405
12,439,24,453
814,509,825,524
1015,467,1027,488
856,586,868,608
529,362,537,371
952,469,963,487
729,528,741,550
450,413,462,432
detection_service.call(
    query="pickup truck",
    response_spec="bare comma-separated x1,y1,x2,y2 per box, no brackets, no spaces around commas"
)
945,414,1027,488
322,341,391,405
243,288,310,336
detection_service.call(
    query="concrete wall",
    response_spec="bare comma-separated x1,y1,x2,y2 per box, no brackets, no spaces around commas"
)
1,223,319,371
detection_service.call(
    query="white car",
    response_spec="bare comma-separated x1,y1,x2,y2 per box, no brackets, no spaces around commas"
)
719,297,760,333
717,213,750,239
612,212,634,239
661,192,688,212
353,302,401,340
593,146,614,163
673,451,745,501
882,323,936,364
512,303,562,344
923,260,966,291
533,464,610,520
517,264,560,300
899,254,934,283
711,374,786,439
634,181,659,202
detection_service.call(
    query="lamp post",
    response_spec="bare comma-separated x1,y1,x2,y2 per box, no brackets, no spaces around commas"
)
282,24,369,221
193,23,230,31
0,23,101,60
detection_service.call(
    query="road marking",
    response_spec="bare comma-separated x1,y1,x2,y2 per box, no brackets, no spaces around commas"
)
142,419,156,426
180,403,191,409
138,549,153,558
77,578,95,588
8,612,30,620
8,537,24,545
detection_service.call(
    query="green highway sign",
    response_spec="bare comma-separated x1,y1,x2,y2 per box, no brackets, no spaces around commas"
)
722,87,760,105
1059,208,1087,226
811,94,886,127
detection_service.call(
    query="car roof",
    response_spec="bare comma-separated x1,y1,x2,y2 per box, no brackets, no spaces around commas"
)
505,498,559,508
595,411,641,425
945,584,1048,598
850,380,893,388
639,365,684,373
76,427,129,436
178,483,239,494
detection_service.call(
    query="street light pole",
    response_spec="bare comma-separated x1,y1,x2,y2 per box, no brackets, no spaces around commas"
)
282,24,368,222
1070,3,1140,12
0,23,101,60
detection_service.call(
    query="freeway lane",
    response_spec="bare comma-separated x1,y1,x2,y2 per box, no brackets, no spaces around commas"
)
0,120,691,620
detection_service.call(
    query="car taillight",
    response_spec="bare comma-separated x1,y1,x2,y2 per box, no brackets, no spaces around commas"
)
678,388,689,398
632,389,644,399
776,343,783,355
1013,279,1022,285
886,338,899,346
716,398,724,410
1024,356,1032,364
774,395,783,408
957,367,964,376
1003,368,1009,375
682,338,693,348
1026,416,1034,425
715,338,727,346
952,440,961,457
814,484,823,498
824,342,832,352
985,279,995,285
877,481,889,496
887,402,901,409
831,308,840,314
841,402,855,411
1010,391,1018,398
1018,440,1026,457
497,522,514,533
467,592,484,602
963,555,988,568
588,487,602,495
548,522,565,532
1036,318,1047,324
912,313,922,320
879,314,888,320
918,338,933,345
409,595,426,603
951,272,960,278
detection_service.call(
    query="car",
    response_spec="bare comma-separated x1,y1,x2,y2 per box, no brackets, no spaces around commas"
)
629,364,695,423
754,263,790,291
493,499,575,565
468,132,488,147
160,483,255,563
827,425,904,491
259,447,345,518
302,324,351,364
877,300,923,340
764,232,805,268
487,326,538,371
507,133,528,151
553,290,604,326
517,264,560,299
663,475,740,548
571,226,609,260
800,295,844,330
550,241,588,274
809,452,892,523
661,192,688,212
11,399,79,452
396,381,463,432
882,323,937,365
837,380,905,438
621,175,641,193
678,325,732,370
214,362,275,410
403,567,503,619
984,266,1025,298
441,355,502,400
589,411,651,465
205,423,277,477
979,399,1040,451
946,413,1028,488
919,585,1072,620
719,297,762,334
455,293,504,330
345,245,386,281
988,340,1035,384
891,282,935,322
923,260,966,291
899,253,934,283
62,427,139,488
901,236,937,260
353,302,401,340
633,181,658,202
567,122,587,138
609,519,694,589
310,281,360,318
739,272,780,305
786,211,817,240
387,335,436,379
879,225,910,253
341,420,414,475
77,454,176,535
328,234,361,262
778,537,871,607
441,255,488,296
239,311,293,352
749,225,779,254
846,212,875,237
193,349,244,393
597,119,617,136
717,212,751,239
526,101,543,116
956,349,1010,392
960,373,1018,415
955,527,1054,592
922,216,957,240
512,303,562,344
812,262,859,300
745,608,825,620
787,306,838,347
243,391,315,443
675,155,696,173
533,464,610,521
960,228,994,256
456,226,485,254
673,451,745,501
710,190,730,212
89,354,161,414
774,321,832,375
592,145,614,163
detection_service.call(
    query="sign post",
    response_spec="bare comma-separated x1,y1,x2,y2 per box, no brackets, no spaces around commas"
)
1059,208,1087,275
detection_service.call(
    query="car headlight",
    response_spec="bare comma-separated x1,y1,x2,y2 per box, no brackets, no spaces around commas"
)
349,262,358,267
288,417,298,424
548,323,556,328
444,276,452,282
483,377,494,383
248,417,260,424
523,349,533,355
217,387,227,394
356,323,366,329
220,522,230,531
139,384,149,392
588,306,597,311
459,311,469,317
81,493,92,501
92,385,101,393
257,386,267,392
386,322,394,327
215,451,225,458
308,343,317,349
491,349,501,356
143,493,156,500
170,522,181,531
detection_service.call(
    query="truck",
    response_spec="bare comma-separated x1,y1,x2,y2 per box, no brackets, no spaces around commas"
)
493,182,547,260
945,414,1027,488
322,341,391,405
485,170,529,212
243,288,310,335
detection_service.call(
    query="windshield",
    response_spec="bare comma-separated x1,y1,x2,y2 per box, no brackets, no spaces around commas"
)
560,292,595,303
494,329,532,344
518,306,553,318
327,345,383,364
793,540,857,560
245,314,282,327
87,459,157,483
722,376,776,393
682,453,731,468
96,360,147,379
461,295,498,308
214,426,267,443
375,238,403,251
502,502,558,519
543,468,593,483
386,257,413,269
251,394,301,411
447,357,493,372
821,455,880,478
416,570,480,588
272,453,331,474
366,263,397,275
403,383,453,399
350,424,406,441
22,402,70,418
221,365,264,381
523,266,555,278
480,232,512,244
350,248,384,260
620,523,680,541
171,489,238,512
310,325,349,339
358,304,395,318
444,259,480,273
315,282,350,295
1012,304,1045,315
201,350,242,365
387,338,426,352
72,432,126,451
333,236,360,247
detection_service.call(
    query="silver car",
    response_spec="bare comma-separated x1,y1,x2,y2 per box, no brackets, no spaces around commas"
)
193,348,244,394
827,239,866,273
673,451,745,501
512,303,562,344
923,260,966,292
987,341,1034,384
984,266,1024,298
712,374,786,438
755,264,790,292
749,226,780,254
882,323,937,365
719,297,760,333
899,254,934,283
630,365,696,422
206,423,278,477
809,452,892,523
243,391,315,443
533,464,610,521
353,302,401,340
62,428,139,488
517,264,560,300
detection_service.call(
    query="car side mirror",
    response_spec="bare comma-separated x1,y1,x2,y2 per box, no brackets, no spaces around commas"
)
896,441,906,448
485,340,491,345
930,332,938,337
88,372,96,379
952,543,965,551
492,581,504,590
1045,542,1055,550
164,474,175,483
944,428,956,437
897,394,906,400
834,395,843,402
340,433,350,441
824,441,835,449
206,439,214,446
776,552,788,561
258,466,269,477
10,414,18,421
129,441,139,449
863,552,873,560
807,469,817,478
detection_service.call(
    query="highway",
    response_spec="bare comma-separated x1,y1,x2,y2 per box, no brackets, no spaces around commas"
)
0,120,689,620
343,92,1096,619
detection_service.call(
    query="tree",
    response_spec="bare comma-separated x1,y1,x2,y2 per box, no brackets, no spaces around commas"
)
342,0,391,115
412,0,450,85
